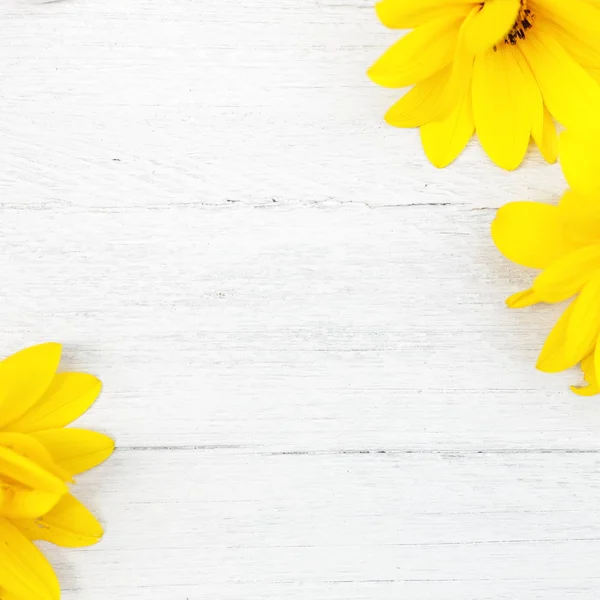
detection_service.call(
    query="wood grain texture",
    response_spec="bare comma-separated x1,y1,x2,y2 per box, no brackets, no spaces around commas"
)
0,0,598,598
55,450,600,599
0,0,565,210
0,205,596,452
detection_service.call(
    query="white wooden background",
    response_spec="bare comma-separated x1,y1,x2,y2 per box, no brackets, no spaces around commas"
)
2,0,600,598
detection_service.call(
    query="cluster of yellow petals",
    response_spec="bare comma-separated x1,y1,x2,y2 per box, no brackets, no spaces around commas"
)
369,0,600,170
492,131,600,395
0,343,114,599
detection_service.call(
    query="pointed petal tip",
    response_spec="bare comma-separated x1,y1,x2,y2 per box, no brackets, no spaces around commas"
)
506,289,540,309
431,159,449,169
536,350,564,373
374,1,389,27
28,342,63,358
366,66,387,88
505,294,523,308
383,112,395,127
536,357,568,374
426,153,456,169
90,375,103,392
16,494,107,548
497,159,521,172
30,342,62,350
384,108,409,128
570,384,600,397
46,429,116,474
105,435,116,455
480,135,527,171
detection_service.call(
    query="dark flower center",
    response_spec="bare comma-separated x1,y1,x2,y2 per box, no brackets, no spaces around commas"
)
491,1,534,51
504,2,534,45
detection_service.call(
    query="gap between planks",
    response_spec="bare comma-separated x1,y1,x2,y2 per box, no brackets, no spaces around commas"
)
115,446,600,455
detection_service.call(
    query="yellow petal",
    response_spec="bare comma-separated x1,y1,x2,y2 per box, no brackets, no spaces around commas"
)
420,88,474,168
0,442,66,518
13,493,104,548
594,339,600,396
434,6,478,118
531,104,558,164
0,447,67,496
0,518,60,600
472,45,533,170
463,0,520,55
564,273,600,366
521,29,600,130
559,129,600,198
523,44,558,165
539,15,600,69
0,486,63,520
375,0,478,29
0,343,62,430
1,592,24,600
506,288,541,308
368,12,465,88
33,429,115,476
491,201,577,269
533,244,600,303
0,433,71,482
537,300,577,373
385,66,451,127
558,189,600,246
572,350,600,396
536,0,600,63
5,373,102,434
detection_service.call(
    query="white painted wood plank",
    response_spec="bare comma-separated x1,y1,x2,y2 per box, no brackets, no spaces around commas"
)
0,204,596,451
0,0,564,209
52,449,600,599
1,1,596,598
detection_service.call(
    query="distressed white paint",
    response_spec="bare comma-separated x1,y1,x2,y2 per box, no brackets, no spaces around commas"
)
0,0,597,598
58,451,600,599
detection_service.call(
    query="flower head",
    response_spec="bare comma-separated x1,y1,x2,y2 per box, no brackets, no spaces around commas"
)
492,131,600,394
0,343,114,599
369,0,600,170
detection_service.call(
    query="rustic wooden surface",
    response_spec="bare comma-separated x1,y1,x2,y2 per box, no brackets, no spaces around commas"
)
1,0,599,598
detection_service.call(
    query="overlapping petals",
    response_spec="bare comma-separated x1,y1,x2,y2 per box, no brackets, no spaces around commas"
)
0,343,113,599
492,131,600,394
369,0,600,169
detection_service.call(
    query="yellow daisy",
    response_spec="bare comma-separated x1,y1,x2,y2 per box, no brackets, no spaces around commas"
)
492,130,600,395
0,342,114,599
369,0,600,170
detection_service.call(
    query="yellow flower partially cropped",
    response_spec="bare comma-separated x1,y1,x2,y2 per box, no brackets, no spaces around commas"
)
369,0,600,170
492,131,600,395
0,343,114,600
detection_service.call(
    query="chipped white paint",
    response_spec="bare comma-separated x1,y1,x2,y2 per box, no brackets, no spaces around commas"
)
1,0,597,598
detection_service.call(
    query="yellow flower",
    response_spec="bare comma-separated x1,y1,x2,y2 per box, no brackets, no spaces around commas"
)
0,343,114,599
492,130,600,395
368,0,600,170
